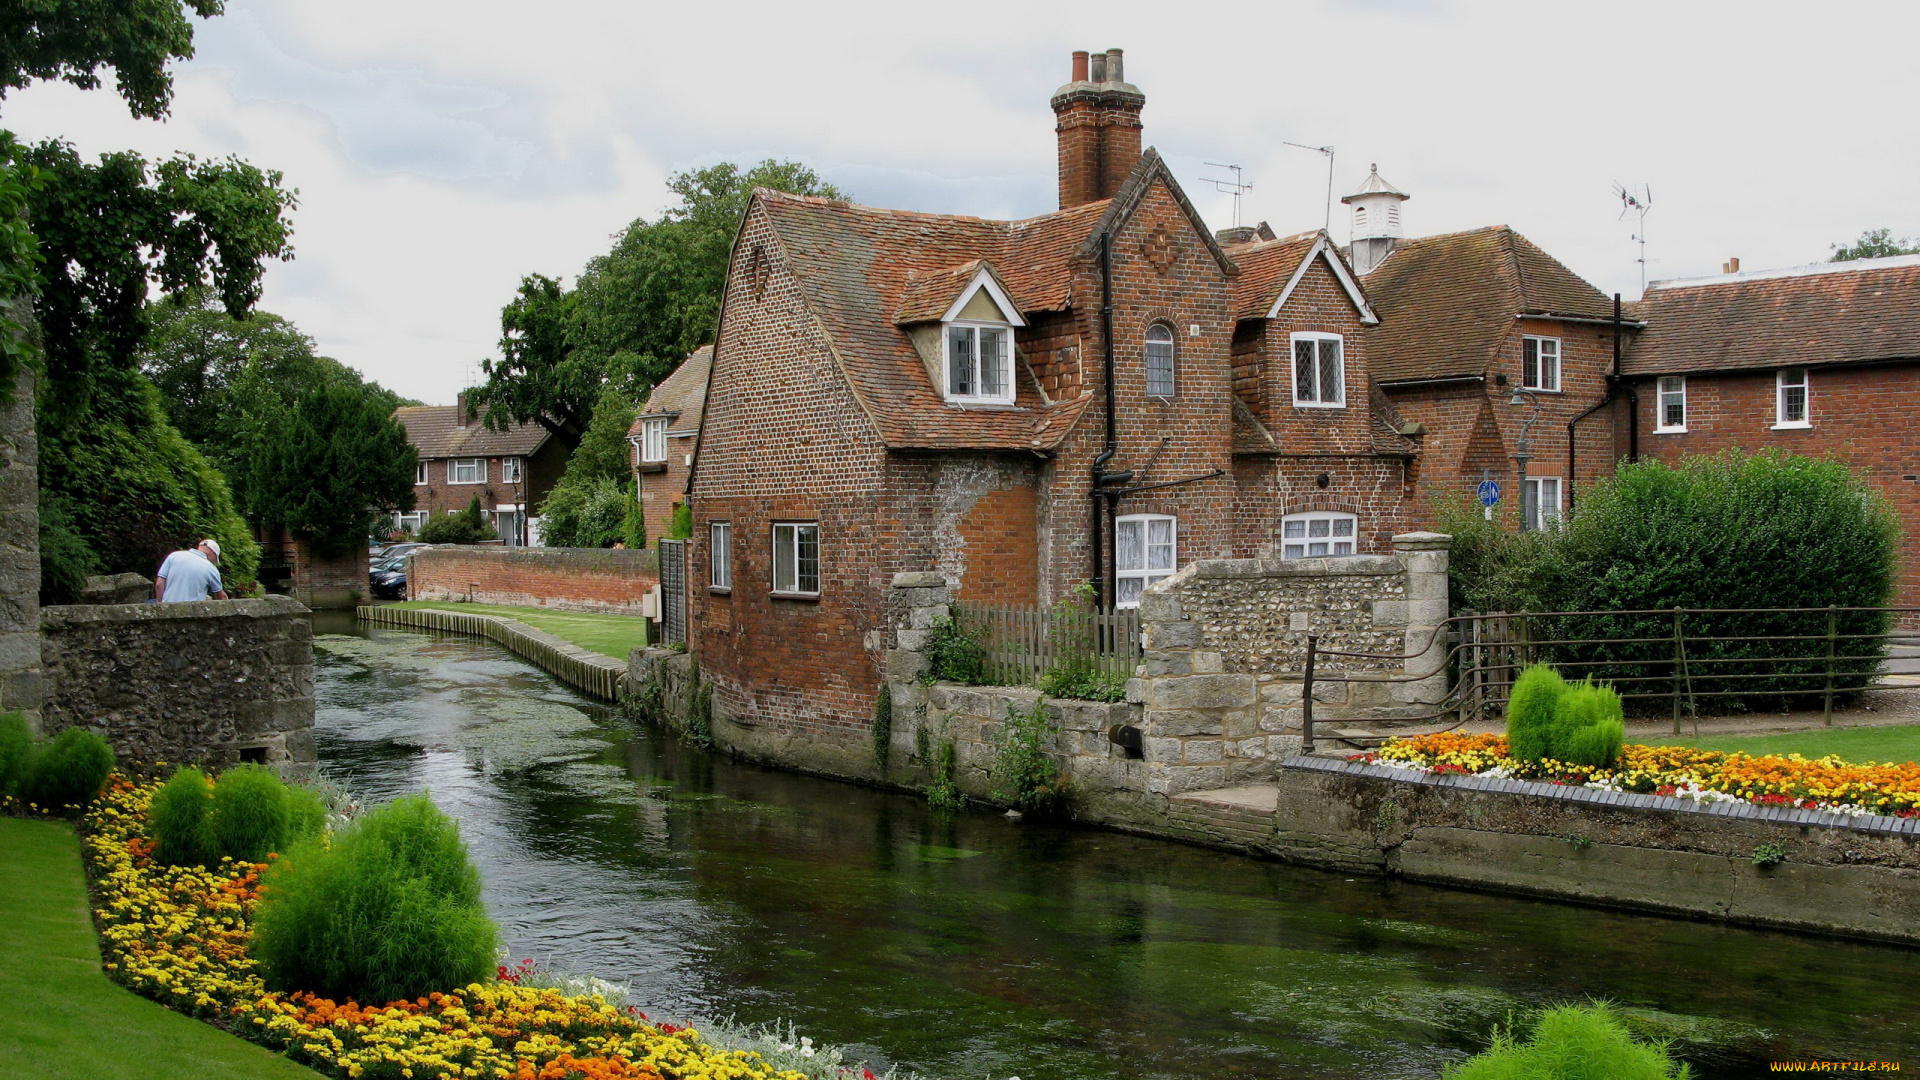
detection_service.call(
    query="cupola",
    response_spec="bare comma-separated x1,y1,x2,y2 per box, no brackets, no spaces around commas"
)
1341,164,1409,275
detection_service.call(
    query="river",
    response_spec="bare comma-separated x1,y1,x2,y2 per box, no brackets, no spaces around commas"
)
311,616,1920,1079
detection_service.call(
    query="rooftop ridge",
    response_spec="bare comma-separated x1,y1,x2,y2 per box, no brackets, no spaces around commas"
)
1648,252,1920,291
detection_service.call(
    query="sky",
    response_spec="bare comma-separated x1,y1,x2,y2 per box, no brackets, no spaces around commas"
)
5,0,1916,404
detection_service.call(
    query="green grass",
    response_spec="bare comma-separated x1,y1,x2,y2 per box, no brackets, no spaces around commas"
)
1631,722,1920,765
388,600,649,660
0,817,320,1079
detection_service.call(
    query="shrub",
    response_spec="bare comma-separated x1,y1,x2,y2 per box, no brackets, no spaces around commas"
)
38,493,101,606
1556,680,1625,767
1038,665,1127,702
252,794,498,1004
666,501,692,541
925,616,986,684
992,698,1068,816
418,496,492,545
209,764,324,863
1446,1002,1691,1079
537,476,632,548
149,766,215,865
0,711,34,797
622,493,647,550
684,676,713,751
22,727,114,810
871,684,892,769
926,740,965,813
1505,664,1567,764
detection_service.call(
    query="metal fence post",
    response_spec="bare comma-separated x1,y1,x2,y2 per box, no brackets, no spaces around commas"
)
1301,634,1318,756
1671,606,1684,736
1823,604,1838,726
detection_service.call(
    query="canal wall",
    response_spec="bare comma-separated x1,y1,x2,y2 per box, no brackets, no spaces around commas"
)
408,546,659,615
357,605,627,700
40,596,317,766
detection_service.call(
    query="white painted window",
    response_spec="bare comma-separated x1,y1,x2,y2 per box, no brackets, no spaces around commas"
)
448,458,486,484
1522,336,1561,392
1281,511,1357,559
1656,376,1687,432
1524,476,1562,530
501,457,523,484
1145,323,1175,397
944,323,1013,404
1290,333,1345,408
772,522,819,596
1775,368,1810,428
640,416,668,462
710,522,732,590
393,511,427,534
414,461,428,485
1114,514,1176,608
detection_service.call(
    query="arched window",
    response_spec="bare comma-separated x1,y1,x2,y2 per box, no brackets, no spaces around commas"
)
1280,511,1357,559
1145,323,1175,397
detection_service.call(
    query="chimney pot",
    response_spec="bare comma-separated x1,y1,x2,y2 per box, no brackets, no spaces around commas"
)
1089,51,1106,83
1729,256,1741,273
1105,48,1124,84
1071,50,1089,83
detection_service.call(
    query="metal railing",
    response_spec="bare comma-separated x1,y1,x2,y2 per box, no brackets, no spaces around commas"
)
951,601,1141,687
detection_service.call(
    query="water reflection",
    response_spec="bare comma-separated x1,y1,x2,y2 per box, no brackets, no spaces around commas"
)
311,618,1920,1079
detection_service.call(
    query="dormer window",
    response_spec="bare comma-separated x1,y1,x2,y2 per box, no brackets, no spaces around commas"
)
639,416,668,462
937,266,1026,406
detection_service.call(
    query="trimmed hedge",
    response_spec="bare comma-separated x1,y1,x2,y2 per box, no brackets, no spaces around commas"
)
21,727,115,810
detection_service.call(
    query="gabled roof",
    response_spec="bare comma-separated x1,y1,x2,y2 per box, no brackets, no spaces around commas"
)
631,346,712,434
893,261,1027,327
1363,226,1616,383
395,404,550,459
1623,254,1920,376
1079,149,1237,278
1225,229,1379,324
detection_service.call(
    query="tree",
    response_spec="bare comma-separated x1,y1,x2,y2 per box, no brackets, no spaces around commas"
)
467,160,841,448
418,497,491,545
0,0,221,121
533,386,639,548
1831,227,1920,262
248,382,416,557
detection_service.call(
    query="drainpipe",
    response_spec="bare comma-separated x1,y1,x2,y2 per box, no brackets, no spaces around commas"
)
1089,231,1132,609
1565,293,1625,515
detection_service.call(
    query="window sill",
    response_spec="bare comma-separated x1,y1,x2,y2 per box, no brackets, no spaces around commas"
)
770,591,821,602
708,586,732,596
637,462,668,473
942,398,1021,410
446,480,487,485
1653,426,1687,435
1771,421,1812,431
1519,386,1564,395
1291,401,1347,410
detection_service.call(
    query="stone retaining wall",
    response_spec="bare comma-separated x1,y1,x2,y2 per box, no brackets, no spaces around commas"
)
40,596,316,766
409,546,659,615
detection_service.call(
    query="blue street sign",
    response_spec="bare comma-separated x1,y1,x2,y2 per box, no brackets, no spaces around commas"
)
1477,479,1501,507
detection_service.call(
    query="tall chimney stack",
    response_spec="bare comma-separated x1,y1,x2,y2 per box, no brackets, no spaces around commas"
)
1051,48,1145,209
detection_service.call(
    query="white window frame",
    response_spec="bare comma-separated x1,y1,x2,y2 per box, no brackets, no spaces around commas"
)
1144,323,1176,397
501,457,524,484
1522,336,1562,392
942,322,1015,405
1289,332,1346,408
771,522,819,597
1523,476,1562,531
1774,368,1811,429
1654,375,1687,433
414,461,428,485
448,457,486,484
709,521,732,591
1113,514,1177,609
1280,511,1358,559
393,511,428,534
639,416,669,462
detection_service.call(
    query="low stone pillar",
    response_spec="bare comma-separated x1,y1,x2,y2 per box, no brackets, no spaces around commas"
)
1131,572,1268,795
1391,531,1452,702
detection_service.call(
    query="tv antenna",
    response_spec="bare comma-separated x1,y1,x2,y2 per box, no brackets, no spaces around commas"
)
1615,182,1653,294
1281,140,1335,234
1202,162,1254,228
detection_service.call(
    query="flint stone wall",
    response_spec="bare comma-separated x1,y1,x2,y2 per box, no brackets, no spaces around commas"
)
40,596,316,766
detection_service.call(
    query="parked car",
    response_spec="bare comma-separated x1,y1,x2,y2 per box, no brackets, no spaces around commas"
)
368,546,429,600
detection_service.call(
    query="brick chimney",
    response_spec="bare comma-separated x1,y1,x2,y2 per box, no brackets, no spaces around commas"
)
456,391,470,427
1051,48,1145,209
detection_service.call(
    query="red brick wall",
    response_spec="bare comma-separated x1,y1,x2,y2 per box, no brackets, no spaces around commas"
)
407,546,658,614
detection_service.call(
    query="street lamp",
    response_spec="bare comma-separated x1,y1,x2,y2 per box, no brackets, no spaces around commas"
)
1508,387,1542,531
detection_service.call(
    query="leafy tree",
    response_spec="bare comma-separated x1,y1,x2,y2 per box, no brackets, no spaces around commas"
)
418,496,491,545
536,476,632,549
0,0,220,120
468,160,841,448
0,135,40,383
1831,227,1920,262
249,381,416,557
565,384,638,487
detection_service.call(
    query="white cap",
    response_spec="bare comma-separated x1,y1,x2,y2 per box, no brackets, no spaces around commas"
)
200,538,221,561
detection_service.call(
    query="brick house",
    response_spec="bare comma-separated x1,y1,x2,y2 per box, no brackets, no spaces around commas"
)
392,396,571,545
686,49,1419,758
627,346,710,547
1620,254,1920,605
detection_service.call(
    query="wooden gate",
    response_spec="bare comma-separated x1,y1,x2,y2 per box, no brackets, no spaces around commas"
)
659,539,687,645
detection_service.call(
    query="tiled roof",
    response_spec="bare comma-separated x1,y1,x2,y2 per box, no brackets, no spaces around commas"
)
395,405,551,459
1363,226,1615,383
1368,386,1420,456
1228,390,1419,458
1623,255,1920,376
1222,230,1320,320
632,346,712,434
1231,397,1277,454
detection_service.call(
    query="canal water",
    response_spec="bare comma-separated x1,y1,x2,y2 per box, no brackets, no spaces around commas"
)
312,617,1920,1079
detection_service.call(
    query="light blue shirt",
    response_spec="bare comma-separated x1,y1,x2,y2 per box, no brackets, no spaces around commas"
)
157,549,225,602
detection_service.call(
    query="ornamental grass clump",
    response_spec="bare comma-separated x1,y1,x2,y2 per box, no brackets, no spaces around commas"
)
252,793,499,1004
149,765,215,865
1505,664,1567,764
21,726,114,810
0,711,34,796
209,764,326,863
1558,681,1626,768
1445,1002,1691,1079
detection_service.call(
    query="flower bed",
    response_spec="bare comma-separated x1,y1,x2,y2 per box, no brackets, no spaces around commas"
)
1361,732,1920,819
82,777,816,1080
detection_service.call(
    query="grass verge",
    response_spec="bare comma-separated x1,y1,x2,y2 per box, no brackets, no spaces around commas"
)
0,816,319,1079
1630,722,1920,764
384,600,649,660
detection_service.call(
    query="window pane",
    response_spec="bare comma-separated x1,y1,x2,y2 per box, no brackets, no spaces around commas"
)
773,526,794,593
1334,542,1353,555
796,524,819,593
1145,327,1174,397
1319,339,1343,403
978,328,1005,396
1294,340,1317,401
1284,543,1305,559
948,327,974,396
1523,338,1538,387
1116,575,1143,606
711,523,731,588
1283,520,1305,539
1308,518,1330,538
1332,518,1353,537
1147,540,1173,571
1309,542,1328,556
1116,519,1143,572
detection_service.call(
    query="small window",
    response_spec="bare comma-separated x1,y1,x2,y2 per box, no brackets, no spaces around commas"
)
945,324,1013,404
1281,512,1357,559
1522,336,1561,392
1145,323,1175,397
1114,514,1176,608
1656,376,1687,432
1523,477,1562,531
414,461,428,485
772,522,819,596
640,417,668,462
710,522,732,590
1775,368,1810,428
448,458,486,484
501,457,524,484
1290,333,1345,407
1353,206,1369,230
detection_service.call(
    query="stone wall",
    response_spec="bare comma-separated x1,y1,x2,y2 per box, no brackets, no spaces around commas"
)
409,545,658,614
0,361,39,727
40,596,316,766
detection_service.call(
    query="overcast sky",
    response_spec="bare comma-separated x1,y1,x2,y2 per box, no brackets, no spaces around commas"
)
5,0,1915,403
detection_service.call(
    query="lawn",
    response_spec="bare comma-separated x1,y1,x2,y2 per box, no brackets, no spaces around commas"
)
0,817,320,1079
386,600,650,660
1630,723,1920,765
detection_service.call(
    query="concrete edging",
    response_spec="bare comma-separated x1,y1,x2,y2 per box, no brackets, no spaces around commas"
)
355,605,627,700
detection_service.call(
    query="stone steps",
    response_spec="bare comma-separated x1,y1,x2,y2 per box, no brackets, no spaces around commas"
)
1167,784,1279,844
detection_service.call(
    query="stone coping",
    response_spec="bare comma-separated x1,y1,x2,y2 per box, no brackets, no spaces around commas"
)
1281,754,1920,839
42,595,309,626
410,546,659,571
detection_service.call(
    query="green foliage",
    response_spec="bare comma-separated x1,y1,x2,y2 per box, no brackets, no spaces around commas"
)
1430,490,1561,614
0,0,220,120
925,616,986,685
536,476,632,548
37,491,99,605
1445,1002,1690,1080
684,676,713,751
0,712,34,796
418,497,492,545
1505,664,1567,764
871,684,892,769
1832,227,1920,262
622,495,647,550
252,794,498,1005
0,135,44,393
1751,843,1787,868
992,698,1068,816
568,384,639,487
1557,681,1626,768
22,726,114,810
148,765,213,866
247,380,416,556
666,501,692,541
208,764,322,864
926,739,965,814
1036,582,1127,701
1037,666,1127,703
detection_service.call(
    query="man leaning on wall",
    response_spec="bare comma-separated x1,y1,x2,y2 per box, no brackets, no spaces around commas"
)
155,538,230,602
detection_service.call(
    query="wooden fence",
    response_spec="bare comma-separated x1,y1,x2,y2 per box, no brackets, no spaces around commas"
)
951,602,1142,686
357,605,628,701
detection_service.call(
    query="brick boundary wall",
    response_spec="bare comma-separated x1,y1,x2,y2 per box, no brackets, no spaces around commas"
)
408,546,659,614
